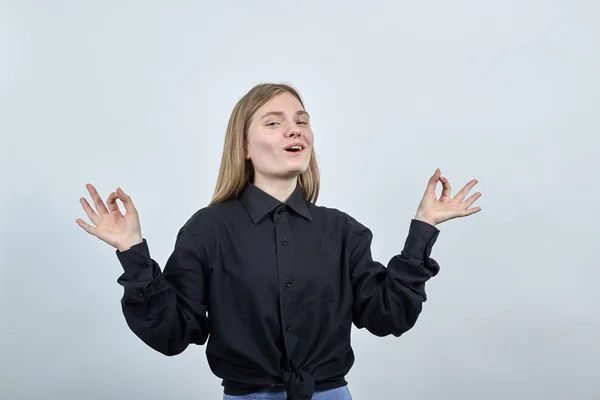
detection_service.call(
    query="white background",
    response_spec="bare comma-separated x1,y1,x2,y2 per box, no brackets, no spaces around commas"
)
1,1,599,399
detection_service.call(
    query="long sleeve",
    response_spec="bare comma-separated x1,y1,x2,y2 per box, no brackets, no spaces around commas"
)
115,224,212,356
349,218,440,337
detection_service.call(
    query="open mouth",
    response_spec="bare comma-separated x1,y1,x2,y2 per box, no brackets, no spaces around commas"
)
285,145,303,153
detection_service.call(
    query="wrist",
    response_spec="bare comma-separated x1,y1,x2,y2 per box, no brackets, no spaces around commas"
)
117,236,143,252
414,215,436,227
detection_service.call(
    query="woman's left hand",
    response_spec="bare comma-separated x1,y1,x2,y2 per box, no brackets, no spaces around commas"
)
414,168,482,227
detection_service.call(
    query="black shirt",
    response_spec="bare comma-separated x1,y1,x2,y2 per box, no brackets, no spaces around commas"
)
115,181,441,400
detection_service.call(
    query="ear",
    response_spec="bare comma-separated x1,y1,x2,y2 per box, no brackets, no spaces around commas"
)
243,134,252,160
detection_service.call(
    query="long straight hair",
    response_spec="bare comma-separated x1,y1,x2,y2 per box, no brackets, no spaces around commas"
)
209,83,320,205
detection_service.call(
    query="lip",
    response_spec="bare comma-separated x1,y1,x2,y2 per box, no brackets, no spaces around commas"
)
283,142,305,151
284,148,304,157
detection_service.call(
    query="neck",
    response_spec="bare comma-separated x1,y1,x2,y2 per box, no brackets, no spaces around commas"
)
252,174,298,203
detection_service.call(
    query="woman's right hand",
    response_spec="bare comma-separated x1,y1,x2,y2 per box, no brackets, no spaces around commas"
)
76,184,143,252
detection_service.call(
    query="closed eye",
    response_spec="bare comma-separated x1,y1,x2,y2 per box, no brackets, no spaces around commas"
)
266,121,308,126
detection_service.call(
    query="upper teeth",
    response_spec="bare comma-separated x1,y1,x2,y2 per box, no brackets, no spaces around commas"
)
290,146,301,150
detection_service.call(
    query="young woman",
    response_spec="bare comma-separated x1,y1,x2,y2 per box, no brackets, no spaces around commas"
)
76,83,481,400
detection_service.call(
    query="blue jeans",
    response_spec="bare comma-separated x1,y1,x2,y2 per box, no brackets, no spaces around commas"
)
223,385,352,399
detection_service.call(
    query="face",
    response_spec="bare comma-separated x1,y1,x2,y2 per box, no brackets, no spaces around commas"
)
245,91,314,183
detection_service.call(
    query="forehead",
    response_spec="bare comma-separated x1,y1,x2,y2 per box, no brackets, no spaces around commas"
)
256,92,305,115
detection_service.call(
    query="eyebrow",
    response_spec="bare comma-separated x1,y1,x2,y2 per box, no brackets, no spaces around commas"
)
260,110,310,120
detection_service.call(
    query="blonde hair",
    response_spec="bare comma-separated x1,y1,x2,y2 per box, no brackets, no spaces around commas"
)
209,83,320,205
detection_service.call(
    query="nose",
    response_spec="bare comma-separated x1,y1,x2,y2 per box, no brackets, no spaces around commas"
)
286,129,301,138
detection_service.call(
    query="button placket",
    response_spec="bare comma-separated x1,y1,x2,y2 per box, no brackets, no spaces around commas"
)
274,206,295,343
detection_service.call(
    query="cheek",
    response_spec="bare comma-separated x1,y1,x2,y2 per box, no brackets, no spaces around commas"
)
247,138,279,163
305,128,314,141
260,141,280,156
305,131,315,149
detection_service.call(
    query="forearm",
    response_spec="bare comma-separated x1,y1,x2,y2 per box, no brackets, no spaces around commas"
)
351,219,440,337
116,239,211,355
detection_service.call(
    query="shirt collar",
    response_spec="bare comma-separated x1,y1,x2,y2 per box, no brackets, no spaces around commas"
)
238,181,312,223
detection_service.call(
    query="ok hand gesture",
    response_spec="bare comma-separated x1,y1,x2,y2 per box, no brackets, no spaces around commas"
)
414,168,482,226
76,184,143,252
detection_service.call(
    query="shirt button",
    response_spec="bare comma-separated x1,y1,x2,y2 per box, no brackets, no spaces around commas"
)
285,281,292,287
286,324,292,332
281,238,289,245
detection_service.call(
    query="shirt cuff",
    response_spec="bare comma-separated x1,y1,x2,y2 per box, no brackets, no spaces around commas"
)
402,219,440,260
115,238,154,281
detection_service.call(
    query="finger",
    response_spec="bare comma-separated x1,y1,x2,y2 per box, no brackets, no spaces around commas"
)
425,168,441,194
106,191,123,216
454,179,478,202
116,187,136,214
463,191,482,208
440,176,451,199
80,197,100,225
462,206,481,216
86,184,109,215
76,218,97,236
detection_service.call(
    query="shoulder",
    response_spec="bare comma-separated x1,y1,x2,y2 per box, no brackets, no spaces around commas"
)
307,202,369,236
180,198,242,235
